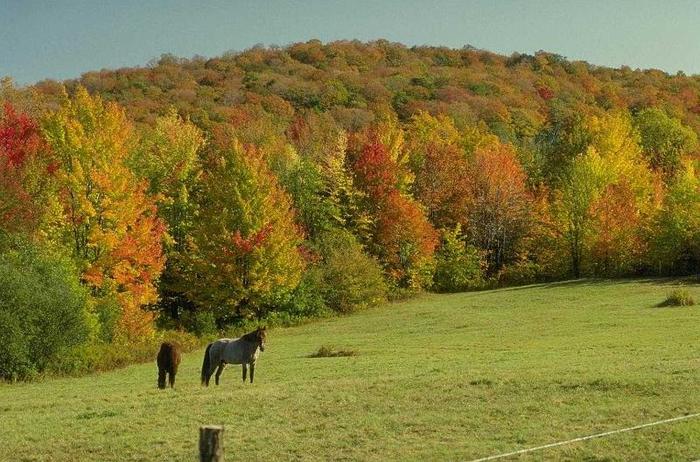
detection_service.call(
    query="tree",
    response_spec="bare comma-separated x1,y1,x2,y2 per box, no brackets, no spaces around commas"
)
536,103,592,186
647,162,700,274
432,225,484,292
413,142,472,230
42,87,166,339
313,229,387,313
634,108,698,179
467,142,533,272
0,104,55,236
555,147,607,277
317,130,373,240
352,135,437,287
186,139,304,324
130,108,205,320
0,239,92,381
555,111,655,276
589,181,645,275
405,110,462,172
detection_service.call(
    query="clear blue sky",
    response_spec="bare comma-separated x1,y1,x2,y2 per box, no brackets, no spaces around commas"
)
2,0,699,85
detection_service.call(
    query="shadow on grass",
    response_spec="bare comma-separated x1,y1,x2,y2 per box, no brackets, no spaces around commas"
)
471,276,700,295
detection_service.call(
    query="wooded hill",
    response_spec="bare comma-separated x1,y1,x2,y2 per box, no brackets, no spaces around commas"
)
1,40,699,378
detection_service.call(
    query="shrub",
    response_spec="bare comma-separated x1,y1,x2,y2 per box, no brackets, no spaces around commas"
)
179,310,218,337
497,260,543,286
262,268,330,320
69,329,201,374
0,241,93,381
659,289,695,307
308,345,359,358
432,226,485,292
314,229,387,313
93,295,121,342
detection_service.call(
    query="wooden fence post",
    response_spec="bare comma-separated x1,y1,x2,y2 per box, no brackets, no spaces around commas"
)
199,425,224,462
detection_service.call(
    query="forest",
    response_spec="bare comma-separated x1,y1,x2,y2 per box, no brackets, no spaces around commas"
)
1,40,699,380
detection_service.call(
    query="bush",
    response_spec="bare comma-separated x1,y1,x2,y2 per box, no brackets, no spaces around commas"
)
497,260,543,286
432,226,485,292
308,345,359,358
659,289,695,307
263,268,330,319
179,310,218,337
315,229,387,313
93,295,121,342
0,241,93,381
63,329,201,375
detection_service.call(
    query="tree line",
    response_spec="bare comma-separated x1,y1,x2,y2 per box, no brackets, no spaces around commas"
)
1,41,699,379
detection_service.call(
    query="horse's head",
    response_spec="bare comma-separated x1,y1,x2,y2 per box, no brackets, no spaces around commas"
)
257,327,267,352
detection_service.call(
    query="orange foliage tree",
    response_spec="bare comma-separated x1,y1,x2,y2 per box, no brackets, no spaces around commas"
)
412,142,472,230
42,87,165,339
589,182,645,275
467,142,534,272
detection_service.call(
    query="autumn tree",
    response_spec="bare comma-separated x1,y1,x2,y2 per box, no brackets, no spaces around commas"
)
352,134,437,287
406,112,474,230
647,162,700,274
319,130,373,240
130,108,205,319
413,142,472,231
588,181,645,275
634,108,698,179
0,104,55,237
186,139,304,324
42,87,166,339
555,111,654,276
467,142,533,272
405,110,462,171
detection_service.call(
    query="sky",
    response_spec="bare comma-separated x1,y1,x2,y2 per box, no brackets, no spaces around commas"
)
2,0,700,85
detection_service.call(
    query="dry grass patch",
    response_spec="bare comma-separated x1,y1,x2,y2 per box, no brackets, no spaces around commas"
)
659,289,695,307
308,345,359,358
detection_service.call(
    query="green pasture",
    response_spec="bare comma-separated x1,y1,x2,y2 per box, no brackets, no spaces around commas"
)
1,279,699,461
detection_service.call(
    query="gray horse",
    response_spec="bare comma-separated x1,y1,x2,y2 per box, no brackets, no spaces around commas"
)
201,327,267,385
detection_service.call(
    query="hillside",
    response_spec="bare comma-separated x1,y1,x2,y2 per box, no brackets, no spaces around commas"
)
11,40,700,134
1,279,698,461
2,41,700,380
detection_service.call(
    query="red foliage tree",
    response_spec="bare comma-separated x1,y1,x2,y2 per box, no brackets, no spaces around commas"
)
0,103,53,234
352,134,437,286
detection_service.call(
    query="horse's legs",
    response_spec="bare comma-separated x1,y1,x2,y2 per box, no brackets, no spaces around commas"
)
169,370,176,388
249,363,255,383
157,368,166,389
241,364,247,382
205,363,216,386
214,362,226,385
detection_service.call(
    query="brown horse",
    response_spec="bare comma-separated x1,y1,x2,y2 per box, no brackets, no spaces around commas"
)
157,342,182,389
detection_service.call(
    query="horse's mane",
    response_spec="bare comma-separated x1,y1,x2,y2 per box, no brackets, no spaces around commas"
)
240,329,263,343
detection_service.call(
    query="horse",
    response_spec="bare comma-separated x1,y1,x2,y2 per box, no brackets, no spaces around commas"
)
201,327,267,385
156,342,182,389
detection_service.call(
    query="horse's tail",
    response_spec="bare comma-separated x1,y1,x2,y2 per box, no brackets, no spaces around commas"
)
201,343,213,386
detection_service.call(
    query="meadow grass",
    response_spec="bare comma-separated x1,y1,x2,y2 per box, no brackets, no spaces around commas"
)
1,278,699,461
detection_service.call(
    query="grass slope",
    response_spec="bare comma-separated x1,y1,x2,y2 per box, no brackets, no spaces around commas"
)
1,279,699,461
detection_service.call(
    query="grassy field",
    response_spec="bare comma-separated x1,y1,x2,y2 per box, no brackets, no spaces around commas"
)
1,279,699,461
